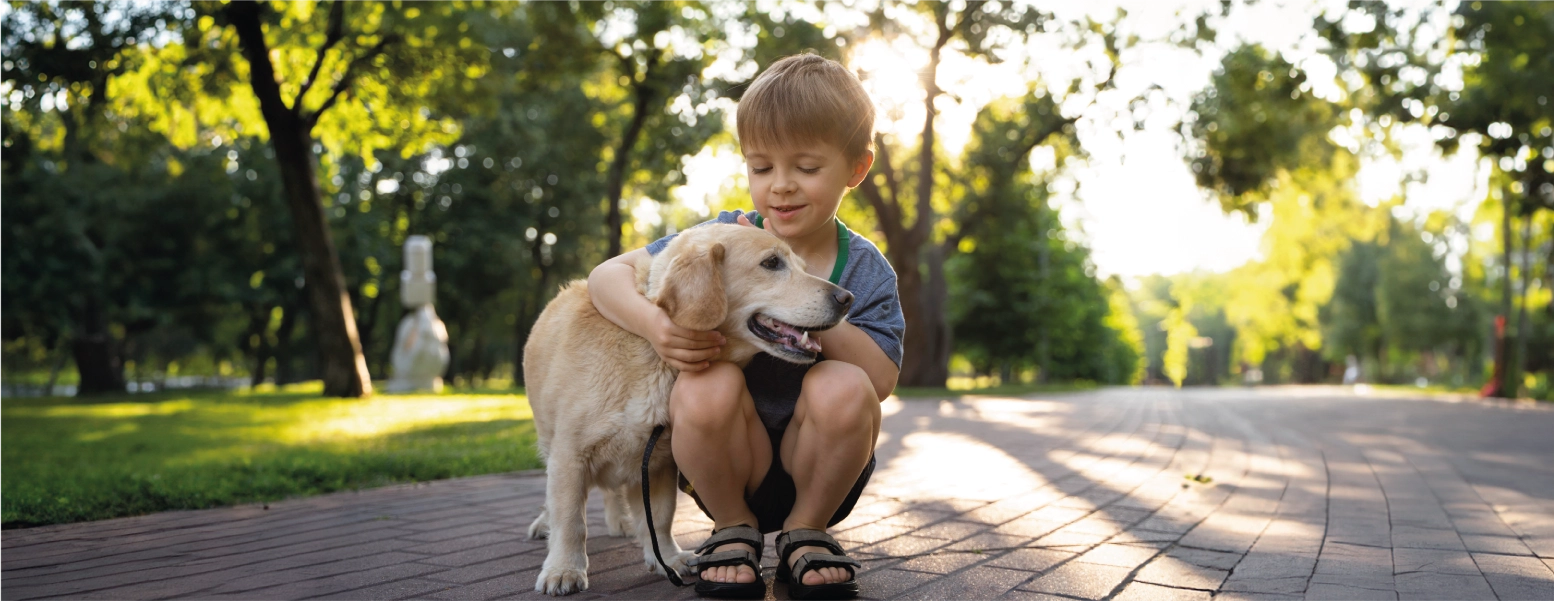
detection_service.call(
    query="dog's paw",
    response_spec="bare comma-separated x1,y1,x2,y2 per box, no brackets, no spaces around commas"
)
606,514,633,537
644,549,696,577
535,566,589,596
527,515,550,540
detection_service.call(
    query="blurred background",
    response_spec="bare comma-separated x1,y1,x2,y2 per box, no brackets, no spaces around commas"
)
2,0,1550,400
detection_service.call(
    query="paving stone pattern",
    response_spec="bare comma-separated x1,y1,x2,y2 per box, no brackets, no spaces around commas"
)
5,387,1554,600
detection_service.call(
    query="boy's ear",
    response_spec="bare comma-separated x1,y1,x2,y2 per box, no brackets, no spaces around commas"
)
656,243,727,331
847,149,876,188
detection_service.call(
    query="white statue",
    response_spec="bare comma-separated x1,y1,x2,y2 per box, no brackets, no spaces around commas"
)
388,236,450,392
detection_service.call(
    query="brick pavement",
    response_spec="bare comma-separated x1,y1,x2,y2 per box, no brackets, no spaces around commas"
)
4,387,1553,600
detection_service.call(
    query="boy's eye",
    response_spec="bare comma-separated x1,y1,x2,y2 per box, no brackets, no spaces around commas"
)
751,166,772,174
798,167,820,174
761,256,784,271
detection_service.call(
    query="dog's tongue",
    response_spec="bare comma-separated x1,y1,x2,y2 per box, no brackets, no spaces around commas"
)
771,320,822,353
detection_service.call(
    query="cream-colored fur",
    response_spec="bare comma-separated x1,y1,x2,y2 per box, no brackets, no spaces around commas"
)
523,224,851,595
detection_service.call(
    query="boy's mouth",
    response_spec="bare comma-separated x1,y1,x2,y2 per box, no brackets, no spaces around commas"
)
769,204,806,219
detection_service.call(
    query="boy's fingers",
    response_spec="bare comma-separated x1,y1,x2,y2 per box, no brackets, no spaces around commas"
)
674,337,722,350
673,360,712,373
669,327,726,346
735,214,754,227
669,347,721,363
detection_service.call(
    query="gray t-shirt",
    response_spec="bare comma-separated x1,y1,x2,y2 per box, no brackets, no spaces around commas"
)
646,210,905,431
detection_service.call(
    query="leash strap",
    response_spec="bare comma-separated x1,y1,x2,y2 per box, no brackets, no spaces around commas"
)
642,424,690,587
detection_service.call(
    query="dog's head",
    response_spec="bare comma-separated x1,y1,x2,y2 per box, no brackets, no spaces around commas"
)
644,224,853,365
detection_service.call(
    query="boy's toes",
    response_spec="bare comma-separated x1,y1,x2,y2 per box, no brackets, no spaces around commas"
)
705,564,757,584
800,566,846,586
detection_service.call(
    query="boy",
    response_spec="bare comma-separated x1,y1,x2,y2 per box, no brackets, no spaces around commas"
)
588,54,903,600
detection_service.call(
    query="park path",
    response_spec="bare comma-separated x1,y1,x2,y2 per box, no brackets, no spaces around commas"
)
4,387,1553,600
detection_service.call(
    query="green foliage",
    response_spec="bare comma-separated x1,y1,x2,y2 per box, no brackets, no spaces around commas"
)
1,389,540,527
1445,1,1554,196
1188,45,1342,217
1322,217,1487,383
948,93,1139,385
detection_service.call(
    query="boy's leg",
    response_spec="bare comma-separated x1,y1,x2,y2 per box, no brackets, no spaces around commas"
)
780,360,881,586
669,361,772,585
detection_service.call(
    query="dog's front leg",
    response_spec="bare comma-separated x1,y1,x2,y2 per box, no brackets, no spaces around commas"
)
633,462,694,577
536,449,590,595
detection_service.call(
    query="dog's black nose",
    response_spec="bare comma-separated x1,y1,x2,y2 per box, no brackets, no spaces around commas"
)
832,289,854,312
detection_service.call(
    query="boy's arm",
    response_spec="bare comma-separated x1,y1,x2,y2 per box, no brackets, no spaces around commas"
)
587,248,725,372
813,321,899,401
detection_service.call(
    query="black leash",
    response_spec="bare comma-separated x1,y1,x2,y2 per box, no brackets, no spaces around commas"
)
642,424,691,586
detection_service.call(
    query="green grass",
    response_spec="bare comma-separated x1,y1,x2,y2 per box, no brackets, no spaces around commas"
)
1,385,540,528
1369,383,1482,396
893,381,1098,399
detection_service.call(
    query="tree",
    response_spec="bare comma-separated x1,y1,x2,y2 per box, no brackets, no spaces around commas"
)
1,1,189,394
140,0,502,397
1187,43,1395,382
947,92,1135,384
851,1,1060,386
529,1,727,258
1315,2,1552,395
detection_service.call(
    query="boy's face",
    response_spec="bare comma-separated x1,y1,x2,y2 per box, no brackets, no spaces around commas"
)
743,140,872,241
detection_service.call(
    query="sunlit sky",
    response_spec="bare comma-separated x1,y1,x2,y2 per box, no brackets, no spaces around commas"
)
665,0,1486,280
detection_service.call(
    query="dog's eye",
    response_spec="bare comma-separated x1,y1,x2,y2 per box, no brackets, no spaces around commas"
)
761,256,783,271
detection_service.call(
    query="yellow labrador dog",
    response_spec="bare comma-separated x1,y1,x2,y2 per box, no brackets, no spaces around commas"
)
523,224,854,595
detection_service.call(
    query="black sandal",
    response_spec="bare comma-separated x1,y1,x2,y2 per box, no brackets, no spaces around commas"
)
687,525,766,599
776,529,861,600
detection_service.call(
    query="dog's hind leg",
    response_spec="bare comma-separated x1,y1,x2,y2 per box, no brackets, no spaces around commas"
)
526,505,550,540
603,486,632,537
535,450,590,595
631,463,694,577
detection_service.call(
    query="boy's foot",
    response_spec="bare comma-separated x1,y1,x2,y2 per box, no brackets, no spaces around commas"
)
786,545,851,585
775,529,860,600
701,541,758,584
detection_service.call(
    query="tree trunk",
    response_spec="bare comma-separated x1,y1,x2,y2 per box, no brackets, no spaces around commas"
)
1494,193,1515,397
273,302,301,385
45,335,68,397
895,8,954,388
1515,211,1532,396
604,78,655,258
229,2,371,397
358,284,386,367
72,300,124,395
247,303,273,387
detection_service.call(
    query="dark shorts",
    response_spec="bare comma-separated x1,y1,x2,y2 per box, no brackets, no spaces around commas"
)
680,427,875,534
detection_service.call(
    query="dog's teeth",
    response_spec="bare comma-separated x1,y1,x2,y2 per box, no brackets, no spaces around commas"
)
799,331,809,346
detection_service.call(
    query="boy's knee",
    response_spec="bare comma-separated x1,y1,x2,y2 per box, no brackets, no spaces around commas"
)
671,362,747,426
802,361,879,428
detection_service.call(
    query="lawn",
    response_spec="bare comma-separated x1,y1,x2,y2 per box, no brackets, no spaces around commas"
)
1,385,540,528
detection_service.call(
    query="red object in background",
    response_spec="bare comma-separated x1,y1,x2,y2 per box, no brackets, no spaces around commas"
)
1481,315,1507,398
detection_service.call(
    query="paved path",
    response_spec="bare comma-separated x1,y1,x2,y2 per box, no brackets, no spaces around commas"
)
5,387,1553,600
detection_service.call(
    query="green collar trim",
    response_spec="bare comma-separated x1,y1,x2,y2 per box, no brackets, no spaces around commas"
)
831,219,851,284
749,212,850,285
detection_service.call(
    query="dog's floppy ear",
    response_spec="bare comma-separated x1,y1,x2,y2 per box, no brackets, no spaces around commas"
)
656,242,727,330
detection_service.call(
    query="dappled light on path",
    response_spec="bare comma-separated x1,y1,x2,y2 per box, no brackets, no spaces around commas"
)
4,388,1552,599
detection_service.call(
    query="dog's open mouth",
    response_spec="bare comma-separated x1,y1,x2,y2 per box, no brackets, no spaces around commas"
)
748,313,824,360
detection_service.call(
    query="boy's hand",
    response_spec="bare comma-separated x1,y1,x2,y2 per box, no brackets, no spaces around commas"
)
735,213,764,229
646,308,727,372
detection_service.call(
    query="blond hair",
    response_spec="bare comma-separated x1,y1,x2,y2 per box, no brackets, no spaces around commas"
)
736,54,875,161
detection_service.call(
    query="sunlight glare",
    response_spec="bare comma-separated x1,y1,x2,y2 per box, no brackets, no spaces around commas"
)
276,395,532,444
871,430,1049,503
